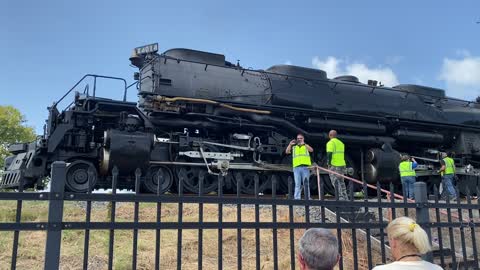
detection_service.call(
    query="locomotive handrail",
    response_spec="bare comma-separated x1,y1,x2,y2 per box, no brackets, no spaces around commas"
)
64,84,92,111
127,81,138,91
53,74,128,109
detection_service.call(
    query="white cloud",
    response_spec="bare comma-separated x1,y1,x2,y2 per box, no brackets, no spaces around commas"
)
284,60,292,65
312,56,343,78
312,56,399,86
439,53,480,99
346,64,399,87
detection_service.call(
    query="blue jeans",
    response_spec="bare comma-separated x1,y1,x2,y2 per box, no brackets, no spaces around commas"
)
293,166,310,200
401,176,416,199
442,174,457,198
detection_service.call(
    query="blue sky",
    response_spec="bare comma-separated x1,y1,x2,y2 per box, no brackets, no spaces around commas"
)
2,0,480,134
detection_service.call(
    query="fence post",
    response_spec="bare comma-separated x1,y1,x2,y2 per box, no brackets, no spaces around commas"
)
414,181,433,262
44,161,66,270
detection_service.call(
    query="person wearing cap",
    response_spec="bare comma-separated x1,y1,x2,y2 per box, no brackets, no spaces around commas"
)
372,216,443,270
439,152,457,201
398,154,417,200
326,130,348,200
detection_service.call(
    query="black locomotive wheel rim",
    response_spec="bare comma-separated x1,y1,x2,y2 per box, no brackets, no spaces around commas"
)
176,166,218,194
65,162,97,193
144,166,173,194
233,171,270,195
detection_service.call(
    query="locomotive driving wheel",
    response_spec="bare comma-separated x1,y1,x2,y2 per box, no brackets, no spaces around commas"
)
175,164,219,194
231,171,271,195
174,144,220,194
65,161,98,193
143,166,173,194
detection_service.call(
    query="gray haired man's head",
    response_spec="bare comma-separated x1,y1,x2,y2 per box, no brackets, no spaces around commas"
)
298,228,339,270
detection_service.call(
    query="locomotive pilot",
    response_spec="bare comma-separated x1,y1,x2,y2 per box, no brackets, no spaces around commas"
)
285,133,313,199
326,130,349,201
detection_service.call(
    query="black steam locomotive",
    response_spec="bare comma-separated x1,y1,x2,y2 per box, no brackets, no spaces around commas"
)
2,43,480,195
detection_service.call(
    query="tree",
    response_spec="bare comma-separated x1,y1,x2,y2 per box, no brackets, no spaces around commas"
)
0,106,36,169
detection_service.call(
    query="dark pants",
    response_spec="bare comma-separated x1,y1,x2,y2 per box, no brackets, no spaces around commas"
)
441,174,457,199
328,166,348,200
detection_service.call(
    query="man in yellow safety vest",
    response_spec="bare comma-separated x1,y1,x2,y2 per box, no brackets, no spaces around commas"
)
439,152,457,201
326,130,349,201
398,154,417,199
285,133,313,199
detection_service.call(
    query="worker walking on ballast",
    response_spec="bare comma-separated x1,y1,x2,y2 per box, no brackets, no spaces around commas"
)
326,130,349,201
285,133,313,200
398,154,417,200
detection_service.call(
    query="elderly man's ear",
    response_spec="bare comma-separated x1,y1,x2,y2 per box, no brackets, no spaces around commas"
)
297,252,306,269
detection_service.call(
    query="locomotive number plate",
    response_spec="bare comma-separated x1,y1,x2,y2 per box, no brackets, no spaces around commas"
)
135,43,159,55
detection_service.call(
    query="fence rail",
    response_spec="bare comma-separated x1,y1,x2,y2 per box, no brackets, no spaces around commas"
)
0,161,479,270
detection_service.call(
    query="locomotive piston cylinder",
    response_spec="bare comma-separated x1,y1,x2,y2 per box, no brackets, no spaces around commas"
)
364,147,401,184
100,129,153,176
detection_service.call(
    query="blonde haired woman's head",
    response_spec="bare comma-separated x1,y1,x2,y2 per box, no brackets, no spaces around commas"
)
387,217,431,260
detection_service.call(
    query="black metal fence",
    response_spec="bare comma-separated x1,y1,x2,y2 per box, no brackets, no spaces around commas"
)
0,161,479,270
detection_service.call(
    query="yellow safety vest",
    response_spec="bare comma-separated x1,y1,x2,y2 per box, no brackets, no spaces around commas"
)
326,138,346,167
292,145,311,167
443,157,455,175
398,161,416,177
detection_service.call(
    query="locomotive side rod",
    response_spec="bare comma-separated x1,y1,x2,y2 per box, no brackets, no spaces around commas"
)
149,161,293,172
411,156,440,163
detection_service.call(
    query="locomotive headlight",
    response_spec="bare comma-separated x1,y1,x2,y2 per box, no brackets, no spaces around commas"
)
130,43,159,68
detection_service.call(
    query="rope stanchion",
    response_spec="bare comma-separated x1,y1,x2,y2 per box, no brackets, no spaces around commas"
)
316,167,321,200
311,165,409,201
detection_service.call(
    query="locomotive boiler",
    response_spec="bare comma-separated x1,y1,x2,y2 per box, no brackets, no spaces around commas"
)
2,43,480,195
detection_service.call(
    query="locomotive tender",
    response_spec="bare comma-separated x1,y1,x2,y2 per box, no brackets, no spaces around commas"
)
2,43,480,195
